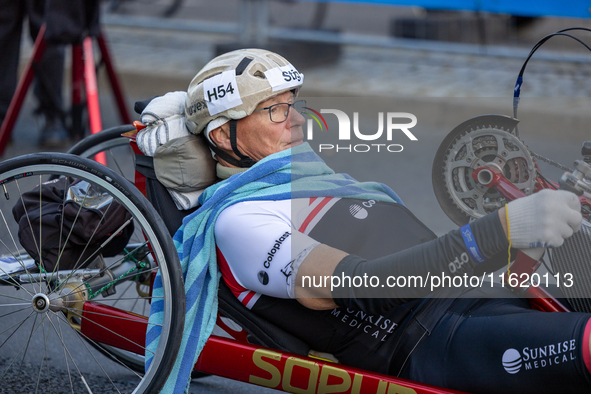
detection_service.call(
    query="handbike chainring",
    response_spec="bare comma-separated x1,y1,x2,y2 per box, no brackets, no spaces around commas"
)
432,115,536,225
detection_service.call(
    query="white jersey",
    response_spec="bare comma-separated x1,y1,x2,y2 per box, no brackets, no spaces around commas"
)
215,197,339,308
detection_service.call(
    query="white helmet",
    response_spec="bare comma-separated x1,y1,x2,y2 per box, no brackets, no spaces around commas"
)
185,49,304,167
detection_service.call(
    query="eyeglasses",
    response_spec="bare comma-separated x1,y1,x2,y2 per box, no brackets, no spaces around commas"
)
252,100,306,123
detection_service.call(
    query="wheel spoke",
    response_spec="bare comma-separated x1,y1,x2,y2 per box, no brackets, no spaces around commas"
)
0,310,35,345
67,317,124,394
17,313,39,381
14,180,43,293
0,302,30,307
0,311,43,381
37,175,44,299
61,305,160,326
46,184,92,288
0,209,27,264
0,263,35,296
111,281,134,308
51,241,149,297
72,216,135,275
53,197,118,280
0,305,31,320
53,312,143,380
130,293,142,313
0,208,37,293
99,296,163,302
0,293,31,302
59,264,158,301
53,177,70,295
57,314,75,393
34,314,52,394
44,313,93,394
62,308,156,355
107,149,127,183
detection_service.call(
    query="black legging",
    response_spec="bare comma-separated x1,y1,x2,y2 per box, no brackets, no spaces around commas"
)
0,0,64,122
402,290,591,394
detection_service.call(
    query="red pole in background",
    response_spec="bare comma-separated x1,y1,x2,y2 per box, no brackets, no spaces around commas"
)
97,33,131,125
83,37,106,165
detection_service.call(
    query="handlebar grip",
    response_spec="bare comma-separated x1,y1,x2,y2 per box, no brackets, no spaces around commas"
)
582,141,591,163
134,96,159,115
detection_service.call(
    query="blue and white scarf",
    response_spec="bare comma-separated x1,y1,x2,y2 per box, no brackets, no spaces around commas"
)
145,143,402,393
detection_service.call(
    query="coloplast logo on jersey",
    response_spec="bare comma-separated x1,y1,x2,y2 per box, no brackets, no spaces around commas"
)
262,231,291,269
302,106,418,154
501,340,577,374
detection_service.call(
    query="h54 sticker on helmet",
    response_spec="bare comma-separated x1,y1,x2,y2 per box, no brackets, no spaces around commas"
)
203,70,243,116
264,64,304,92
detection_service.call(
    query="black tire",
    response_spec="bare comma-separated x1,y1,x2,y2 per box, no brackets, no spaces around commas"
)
67,125,137,184
69,127,210,380
68,127,210,380
0,153,184,393
67,125,135,157
69,126,151,375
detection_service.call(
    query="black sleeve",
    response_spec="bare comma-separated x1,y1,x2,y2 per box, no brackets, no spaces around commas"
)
330,211,509,313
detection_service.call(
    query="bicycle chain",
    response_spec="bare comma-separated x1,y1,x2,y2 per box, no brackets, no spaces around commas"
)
529,150,573,173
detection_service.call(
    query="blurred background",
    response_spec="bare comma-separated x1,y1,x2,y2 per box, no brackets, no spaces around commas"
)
5,0,591,152
6,0,591,150
2,2,591,390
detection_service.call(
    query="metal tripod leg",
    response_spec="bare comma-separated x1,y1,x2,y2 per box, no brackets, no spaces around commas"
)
0,24,131,159
0,25,48,156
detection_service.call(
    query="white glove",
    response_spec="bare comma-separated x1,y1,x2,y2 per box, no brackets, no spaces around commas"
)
507,189,582,249
137,91,191,157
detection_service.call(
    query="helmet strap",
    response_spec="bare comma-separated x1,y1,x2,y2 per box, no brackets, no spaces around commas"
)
208,120,255,168
229,120,255,167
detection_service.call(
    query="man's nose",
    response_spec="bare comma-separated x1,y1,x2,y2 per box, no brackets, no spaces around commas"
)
291,106,305,126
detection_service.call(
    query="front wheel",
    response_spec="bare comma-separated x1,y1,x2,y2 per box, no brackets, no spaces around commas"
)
0,153,184,393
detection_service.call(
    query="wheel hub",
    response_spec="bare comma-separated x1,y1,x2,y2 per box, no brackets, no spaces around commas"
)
32,293,50,313
30,282,89,314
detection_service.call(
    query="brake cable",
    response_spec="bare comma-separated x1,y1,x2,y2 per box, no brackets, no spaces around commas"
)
512,27,591,172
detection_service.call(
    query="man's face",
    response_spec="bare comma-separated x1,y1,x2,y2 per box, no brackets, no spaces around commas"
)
234,91,305,162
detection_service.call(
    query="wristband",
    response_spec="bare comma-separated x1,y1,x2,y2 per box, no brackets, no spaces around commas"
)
460,223,485,264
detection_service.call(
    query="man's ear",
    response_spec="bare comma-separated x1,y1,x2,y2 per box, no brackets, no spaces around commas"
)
209,123,231,151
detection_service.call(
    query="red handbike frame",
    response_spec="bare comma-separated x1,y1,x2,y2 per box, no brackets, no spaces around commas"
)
75,125,580,394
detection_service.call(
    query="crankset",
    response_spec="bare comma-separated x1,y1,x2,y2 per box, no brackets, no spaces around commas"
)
432,115,537,225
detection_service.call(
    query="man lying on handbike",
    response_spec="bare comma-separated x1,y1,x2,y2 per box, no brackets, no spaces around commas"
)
146,49,590,393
